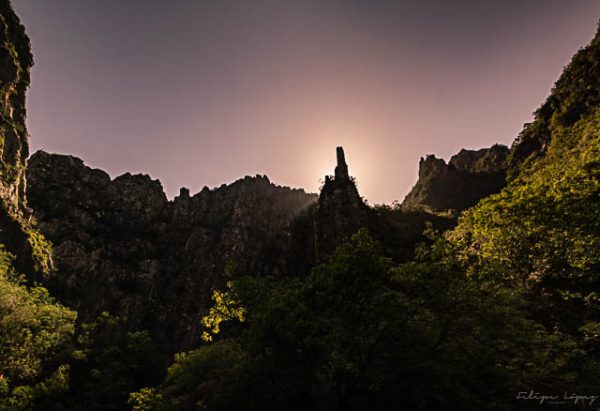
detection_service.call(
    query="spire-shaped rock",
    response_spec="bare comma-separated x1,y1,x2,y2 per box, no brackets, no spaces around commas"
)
316,147,369,259
334,146,349,181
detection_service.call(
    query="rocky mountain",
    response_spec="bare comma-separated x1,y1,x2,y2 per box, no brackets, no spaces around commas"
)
401,144,509,212
26,150,318,351
25,146,454,354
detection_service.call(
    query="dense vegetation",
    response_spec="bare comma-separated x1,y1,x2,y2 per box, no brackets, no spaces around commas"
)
0,249,75,410
0,247,166,410
128,230,594,410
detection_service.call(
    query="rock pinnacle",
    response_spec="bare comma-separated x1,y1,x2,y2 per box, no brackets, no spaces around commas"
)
334,146,349,181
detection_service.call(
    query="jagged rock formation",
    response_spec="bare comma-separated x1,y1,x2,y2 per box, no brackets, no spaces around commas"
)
0,0,51,276
315,147,370,258
27,150,317,351
26,147,453,353
402,24,600,213
401,144,509,212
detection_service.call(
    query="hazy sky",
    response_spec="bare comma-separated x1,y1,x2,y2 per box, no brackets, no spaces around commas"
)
12,0,600,204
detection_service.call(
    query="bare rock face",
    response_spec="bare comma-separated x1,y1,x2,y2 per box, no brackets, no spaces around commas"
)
27,150,317,351
0,0,31,211
401,144,509,213
0,1,52,276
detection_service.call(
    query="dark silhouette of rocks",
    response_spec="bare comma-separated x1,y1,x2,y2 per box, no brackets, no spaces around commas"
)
27,150,317,351
25,146,453,353
334,146,349,181
315,147,370,259
401,144,509,213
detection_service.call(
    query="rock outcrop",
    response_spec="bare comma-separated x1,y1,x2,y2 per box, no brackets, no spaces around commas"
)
26,150,317,351
401,144,509,213
0,0,51,276
315,147,370,258
0,0,31,211
402,25,600,213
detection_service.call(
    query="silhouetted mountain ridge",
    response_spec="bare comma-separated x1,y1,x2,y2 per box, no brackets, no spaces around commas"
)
26,150,318,351
401,144,509,212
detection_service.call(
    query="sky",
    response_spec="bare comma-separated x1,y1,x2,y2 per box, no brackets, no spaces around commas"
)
12,0,600,204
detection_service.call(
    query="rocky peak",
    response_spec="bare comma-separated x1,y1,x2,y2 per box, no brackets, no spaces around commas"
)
402,144,509,213
449,144,509,173
334,146,349,181
418,155,449,179
178,187,190,199
316,147,369,258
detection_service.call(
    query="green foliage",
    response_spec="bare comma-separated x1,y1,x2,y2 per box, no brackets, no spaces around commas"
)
60,312,166,411
24,226,54,274
0,247,76,410
128,387,163,411
509,25,600,170
452,109,600,334
396,238,590,400
150,229,587,410
201,282,246,342
161,340,248,411
444,104,600,400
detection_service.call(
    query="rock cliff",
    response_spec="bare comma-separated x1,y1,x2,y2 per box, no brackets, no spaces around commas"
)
0,0,30,210
401,144,509,212
0,0,51,276
27,150,317,351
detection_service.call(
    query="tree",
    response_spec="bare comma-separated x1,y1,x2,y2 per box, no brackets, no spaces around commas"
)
151,229,586,410
0,248,76,410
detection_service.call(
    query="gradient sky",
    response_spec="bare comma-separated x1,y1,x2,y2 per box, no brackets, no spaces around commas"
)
12,0,600,204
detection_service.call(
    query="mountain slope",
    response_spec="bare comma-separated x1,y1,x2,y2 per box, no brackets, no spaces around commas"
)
450,26,600,340
508,23,600,174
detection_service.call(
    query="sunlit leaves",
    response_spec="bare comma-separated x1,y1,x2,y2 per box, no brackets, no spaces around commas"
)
0,247,76,409
453,109,600,289
201,282,246,342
